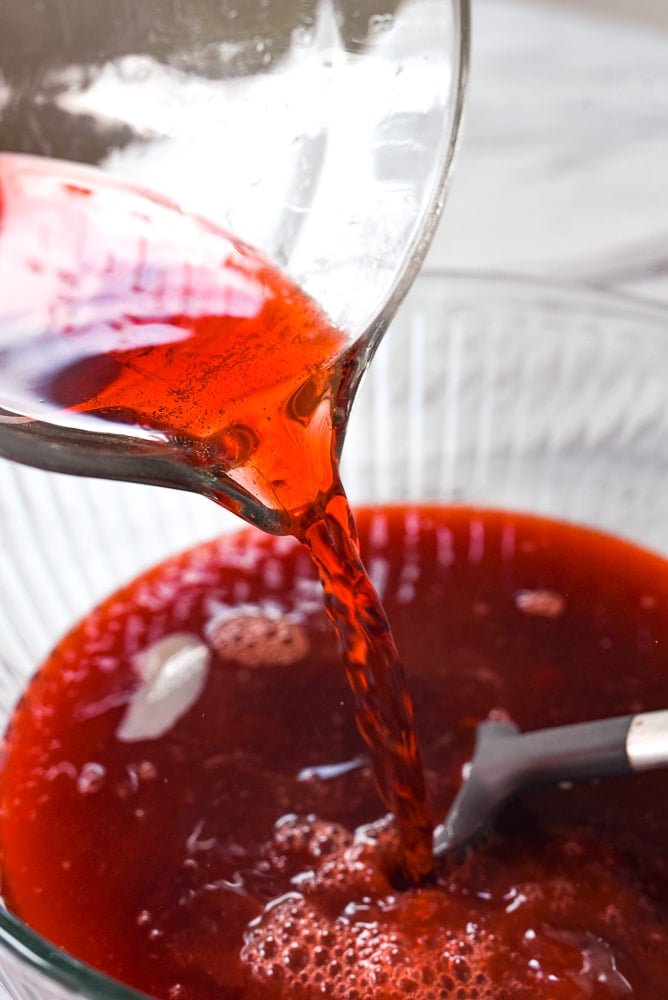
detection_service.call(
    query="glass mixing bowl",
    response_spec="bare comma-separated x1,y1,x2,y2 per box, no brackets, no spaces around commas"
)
0,272,667,998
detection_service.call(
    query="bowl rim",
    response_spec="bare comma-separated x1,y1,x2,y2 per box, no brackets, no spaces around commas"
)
0,908,154,1000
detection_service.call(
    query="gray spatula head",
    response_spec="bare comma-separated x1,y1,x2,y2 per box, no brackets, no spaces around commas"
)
433,709,668,859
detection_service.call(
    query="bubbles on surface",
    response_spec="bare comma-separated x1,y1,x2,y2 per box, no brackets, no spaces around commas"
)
206,608,309,667
76,761,106,794
242,889,496,1000
135,759,158,781
514,589,565,619
241,814,496,1000
272,813,353,865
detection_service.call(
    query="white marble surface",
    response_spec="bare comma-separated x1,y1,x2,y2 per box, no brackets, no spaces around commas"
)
427,0,668,305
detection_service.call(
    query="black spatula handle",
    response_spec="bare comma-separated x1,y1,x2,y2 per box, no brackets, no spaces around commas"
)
433,710,668,859
509,709,668,787
515,714,632,785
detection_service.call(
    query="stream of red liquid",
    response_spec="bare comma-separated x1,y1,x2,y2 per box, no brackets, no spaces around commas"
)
0,153,434,884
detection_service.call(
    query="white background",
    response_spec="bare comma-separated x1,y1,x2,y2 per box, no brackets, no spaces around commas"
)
427,0,668,305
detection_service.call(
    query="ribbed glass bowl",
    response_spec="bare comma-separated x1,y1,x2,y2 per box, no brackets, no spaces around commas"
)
0,271,667,998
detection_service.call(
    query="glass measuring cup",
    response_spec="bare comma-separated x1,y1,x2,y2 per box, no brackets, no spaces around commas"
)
0,0,469,533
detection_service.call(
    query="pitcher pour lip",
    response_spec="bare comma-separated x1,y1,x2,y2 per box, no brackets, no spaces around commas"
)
0,412,292,535
0,158,371,538
0,151,351,534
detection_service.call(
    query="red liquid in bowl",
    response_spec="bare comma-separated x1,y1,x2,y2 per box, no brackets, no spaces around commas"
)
1,506,667,999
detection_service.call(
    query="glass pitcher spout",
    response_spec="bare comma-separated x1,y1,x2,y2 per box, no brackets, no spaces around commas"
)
0,414,285,534
0,154,366,536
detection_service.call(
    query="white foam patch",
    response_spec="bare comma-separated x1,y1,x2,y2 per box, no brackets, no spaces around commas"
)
116,633,209,742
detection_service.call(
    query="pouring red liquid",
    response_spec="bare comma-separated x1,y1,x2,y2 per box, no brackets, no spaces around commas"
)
0,156,667,998
0,153,433,885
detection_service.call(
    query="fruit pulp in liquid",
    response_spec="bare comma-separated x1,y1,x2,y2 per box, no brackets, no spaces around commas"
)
1,506,667,999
